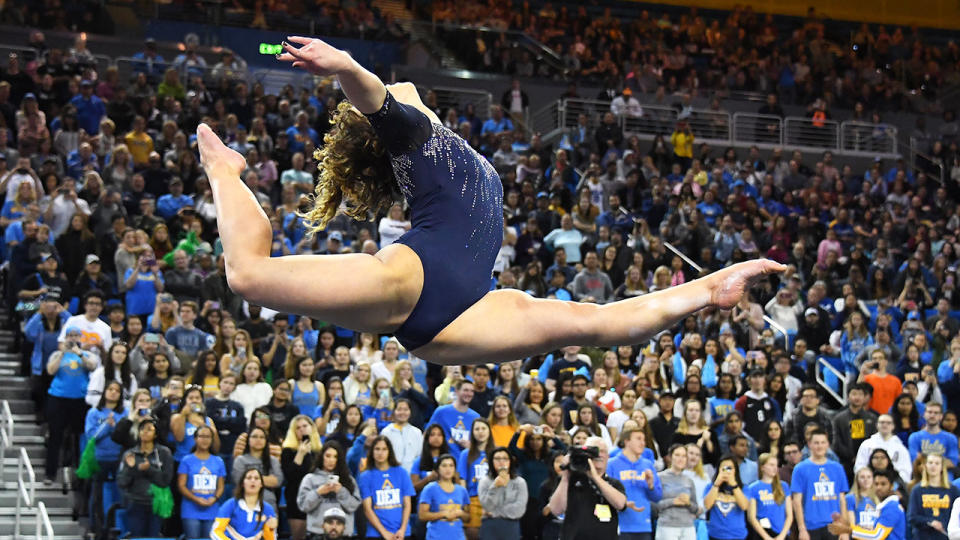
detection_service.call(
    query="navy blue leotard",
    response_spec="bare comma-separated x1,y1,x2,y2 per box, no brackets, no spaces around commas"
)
364,90,503,351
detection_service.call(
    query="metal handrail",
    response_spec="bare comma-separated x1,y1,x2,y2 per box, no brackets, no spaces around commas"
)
0,400,12,483
15,446,36,539
36,501,54,540
815,357,849,407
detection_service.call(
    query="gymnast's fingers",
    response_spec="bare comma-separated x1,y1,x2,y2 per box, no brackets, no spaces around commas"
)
280,41,305,58
275,52,298,62
285,36,314,45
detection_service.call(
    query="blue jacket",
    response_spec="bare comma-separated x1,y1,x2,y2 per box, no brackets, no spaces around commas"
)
23,311,71,376
85,406,128,462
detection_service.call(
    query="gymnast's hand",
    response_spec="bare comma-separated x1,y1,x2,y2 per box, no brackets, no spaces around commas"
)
276,36,354,76
707,259,787,310
197,123,245,177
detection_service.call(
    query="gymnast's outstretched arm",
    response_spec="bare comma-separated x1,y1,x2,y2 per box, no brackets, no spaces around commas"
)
277,36,386,114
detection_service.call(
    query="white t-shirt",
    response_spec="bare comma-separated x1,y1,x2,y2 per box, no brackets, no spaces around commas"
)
58,314,112,358
371,360,396,383
5,172,34,201
48,194,91,237
378,217,410,248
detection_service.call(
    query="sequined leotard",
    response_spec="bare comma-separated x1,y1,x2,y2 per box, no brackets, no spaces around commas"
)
364,90,503,351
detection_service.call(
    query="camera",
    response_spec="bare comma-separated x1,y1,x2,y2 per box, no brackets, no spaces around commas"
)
301,434,310,443
564,445,599,475
533,426,543,436
16,168,28,175
190,404,202,414
139,408,150,416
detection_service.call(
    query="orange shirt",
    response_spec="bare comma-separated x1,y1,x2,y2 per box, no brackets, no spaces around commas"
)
864,372,902,415
490,423,518,448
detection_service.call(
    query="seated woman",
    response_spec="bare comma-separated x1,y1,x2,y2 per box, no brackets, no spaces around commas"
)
196,36,784,366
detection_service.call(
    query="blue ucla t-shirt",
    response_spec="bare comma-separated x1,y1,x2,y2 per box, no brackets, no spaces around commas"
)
213,498,276,540
48,351,91,399
427,406,481,458
846,493,878,529
746,480,790,533
359,465,416,537
456,451,488,497
179,453,226,519
703,484,748,539
790,459,849,530
907,430,960,465
606,454,662,533
420,481,469,540
709,397,737,432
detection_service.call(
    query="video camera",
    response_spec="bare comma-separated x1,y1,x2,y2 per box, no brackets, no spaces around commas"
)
564,445,599,475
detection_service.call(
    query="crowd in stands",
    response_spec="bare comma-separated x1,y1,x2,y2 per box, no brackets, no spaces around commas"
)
6,5,960,540
432,1,959,115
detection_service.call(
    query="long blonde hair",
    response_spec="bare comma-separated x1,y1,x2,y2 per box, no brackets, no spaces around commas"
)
684,443,707,480
850,467,878,506
757,453,785,504
921,453,950,488
302,101,398,234
281,414,323,451
390,360,423,393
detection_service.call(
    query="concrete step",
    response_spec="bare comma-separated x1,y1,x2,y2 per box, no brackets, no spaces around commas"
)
5,399,40,414
0,490,72,506
0,516,78,536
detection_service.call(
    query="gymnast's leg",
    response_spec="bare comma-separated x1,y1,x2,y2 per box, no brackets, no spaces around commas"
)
416,259,785,364
196,124,423,332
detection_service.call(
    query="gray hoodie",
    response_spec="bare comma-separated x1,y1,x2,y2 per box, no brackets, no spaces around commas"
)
477,475,528,520
297,469,362,535
116,445,174,506
654,469,700,528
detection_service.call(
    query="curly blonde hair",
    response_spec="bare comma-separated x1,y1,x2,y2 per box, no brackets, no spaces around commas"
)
301,101,398,234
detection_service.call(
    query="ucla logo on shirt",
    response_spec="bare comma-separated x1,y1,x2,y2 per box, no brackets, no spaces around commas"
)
860,502,877,528
375,478,401,509
758,488,775,504
813,471,836,501
716,500,737,516
472,461,489,483
921,439,947,457
192,466,217,494
451,419,469,443
714,403,733,419
922,493,952,516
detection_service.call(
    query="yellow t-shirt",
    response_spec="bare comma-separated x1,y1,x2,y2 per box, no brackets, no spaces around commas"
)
203,374,220,397
125,131,154,166
671,131,694,158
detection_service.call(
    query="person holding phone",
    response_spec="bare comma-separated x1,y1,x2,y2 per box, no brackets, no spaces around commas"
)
178,425,226,538
171,385,222,461
704,455,749,540
123,250,165,320
281,414,324,540
299,440,362,537
112,389,157,449
45,325,99,484
419,454,470,540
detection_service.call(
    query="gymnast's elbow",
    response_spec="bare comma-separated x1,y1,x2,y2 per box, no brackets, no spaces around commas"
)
224,262,260,302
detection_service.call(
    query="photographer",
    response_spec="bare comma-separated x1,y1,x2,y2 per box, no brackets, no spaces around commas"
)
548,436,626,540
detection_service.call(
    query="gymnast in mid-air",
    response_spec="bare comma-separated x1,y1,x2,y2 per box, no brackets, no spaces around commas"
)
195,36,785,365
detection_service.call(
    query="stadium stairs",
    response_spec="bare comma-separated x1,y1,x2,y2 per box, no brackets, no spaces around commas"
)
0,309,84,540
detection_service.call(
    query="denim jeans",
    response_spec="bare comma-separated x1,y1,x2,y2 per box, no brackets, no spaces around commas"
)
182,518,215,539
124,502,163,537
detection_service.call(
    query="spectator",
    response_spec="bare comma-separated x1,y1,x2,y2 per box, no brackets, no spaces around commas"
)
177,425,226,539
117,418,174,538
477,447,528,538
70,80,105,136
418,453,470,540
548,436,626,540
281,415,323,540
790,429,849,540
298,440,362,538
359,436,416,539
212,468,278,540
232,426,284,509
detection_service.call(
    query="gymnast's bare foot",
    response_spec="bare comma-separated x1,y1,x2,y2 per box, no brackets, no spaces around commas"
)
197,123,246,177
707,259,787,310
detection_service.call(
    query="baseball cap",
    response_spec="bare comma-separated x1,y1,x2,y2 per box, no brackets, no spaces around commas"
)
80,79,93,87
323,507,347,523
64,325,83,336
623,87,632,95
22,92,36,101
804,307,819,317
536,191,549,199
42,291,62,303
85,254,100,265
328,231,343,242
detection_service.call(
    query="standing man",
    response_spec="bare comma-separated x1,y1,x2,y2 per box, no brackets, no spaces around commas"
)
907,402,959,466
606,428,662,539
832,383,878,470
735,368,783,441
791,429,849,540
58,289,111,359
859,349,902,416
785,386,835,445
730,435,759,485
426,379,480,458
